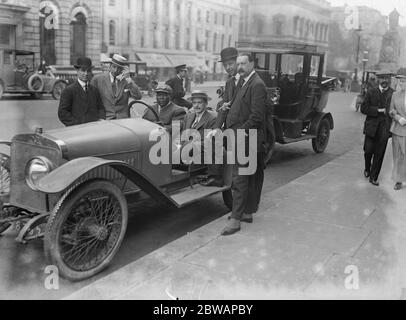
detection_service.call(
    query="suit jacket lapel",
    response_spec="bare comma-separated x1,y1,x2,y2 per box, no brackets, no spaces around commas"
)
103,73,115,101
236,73,256,101
75,81,89,112
187,113,197,129
195,111,209,130
116,79,126,100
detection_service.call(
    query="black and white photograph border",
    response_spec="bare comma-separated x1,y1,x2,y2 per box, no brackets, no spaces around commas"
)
1,0,406,301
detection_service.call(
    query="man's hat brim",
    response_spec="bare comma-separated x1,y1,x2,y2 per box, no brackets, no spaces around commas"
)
74,64,95,70
187,95,212,102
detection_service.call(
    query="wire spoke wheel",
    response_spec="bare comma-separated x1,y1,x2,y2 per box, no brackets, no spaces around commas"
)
52,81,67,100
0,153,10,197
44,180,128,281
312,119,330,154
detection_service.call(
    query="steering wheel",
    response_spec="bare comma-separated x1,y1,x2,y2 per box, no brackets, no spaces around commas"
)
128,100,160,123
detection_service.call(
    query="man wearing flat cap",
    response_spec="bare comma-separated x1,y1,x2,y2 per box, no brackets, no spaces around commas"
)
143,84,186,133
166,64,193,109
58,57,106,126
91,54,142,120
361,71,395,186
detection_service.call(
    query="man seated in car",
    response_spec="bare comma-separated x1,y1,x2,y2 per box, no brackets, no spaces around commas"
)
143,84,186,133
181,91,224,187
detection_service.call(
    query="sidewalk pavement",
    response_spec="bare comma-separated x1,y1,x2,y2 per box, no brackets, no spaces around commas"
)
66,143,406,300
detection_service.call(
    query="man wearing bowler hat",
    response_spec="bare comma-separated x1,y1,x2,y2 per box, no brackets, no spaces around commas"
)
58,57,106,127
91,54,142,120
212,47,240,130
166,64,193,109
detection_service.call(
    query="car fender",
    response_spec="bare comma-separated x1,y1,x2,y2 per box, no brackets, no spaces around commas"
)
36,157,178,207
0,141,11,147
307,112,334,136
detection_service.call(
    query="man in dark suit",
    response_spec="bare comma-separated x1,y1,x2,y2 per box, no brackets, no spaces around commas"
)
218,53,267,236
166,64,193,109
58,57,105,127
143,84,186,133
361,71,395,186
214,47,240,130
182,91,217,134
91,54,142,120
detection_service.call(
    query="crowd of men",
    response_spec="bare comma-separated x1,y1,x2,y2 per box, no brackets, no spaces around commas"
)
57,48,268,236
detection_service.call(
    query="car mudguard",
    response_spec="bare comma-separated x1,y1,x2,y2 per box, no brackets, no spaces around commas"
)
0,141,11,147
307,112,334,136
36,157,178,207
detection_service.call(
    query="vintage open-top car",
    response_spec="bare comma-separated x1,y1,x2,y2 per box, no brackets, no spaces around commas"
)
0,49,67,100
237,41,336,163
0,102,233,281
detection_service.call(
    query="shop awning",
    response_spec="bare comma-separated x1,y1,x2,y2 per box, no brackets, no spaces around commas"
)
135,53,172,68
166,54,200,68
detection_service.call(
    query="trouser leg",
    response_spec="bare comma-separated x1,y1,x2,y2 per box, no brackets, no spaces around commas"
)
370,137,389,181
230,164,250,221
245,152,265,214
364,135,375,172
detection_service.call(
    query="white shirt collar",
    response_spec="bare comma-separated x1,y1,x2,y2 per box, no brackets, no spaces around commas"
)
379,85,388,93
242,70,256,86
110,73,117,83
78,79,88,90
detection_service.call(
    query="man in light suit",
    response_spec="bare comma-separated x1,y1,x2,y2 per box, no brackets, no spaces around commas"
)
91,54,142,120
218,53,267,236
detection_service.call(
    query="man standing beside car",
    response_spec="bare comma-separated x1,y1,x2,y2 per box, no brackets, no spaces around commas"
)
210,53,267,236
166,64,193,110
361,71,395,186
91,54,142,120
58,57,105,127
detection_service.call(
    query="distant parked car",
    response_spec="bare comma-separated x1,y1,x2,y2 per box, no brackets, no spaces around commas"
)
0,49,67,100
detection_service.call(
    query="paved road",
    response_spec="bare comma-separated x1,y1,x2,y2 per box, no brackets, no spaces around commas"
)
0,90,364,299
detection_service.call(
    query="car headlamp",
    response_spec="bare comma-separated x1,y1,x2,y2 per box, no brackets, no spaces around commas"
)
25,157,54,191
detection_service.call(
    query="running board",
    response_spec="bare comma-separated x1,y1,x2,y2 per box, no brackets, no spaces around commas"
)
279,135,316,144
169,184,230,208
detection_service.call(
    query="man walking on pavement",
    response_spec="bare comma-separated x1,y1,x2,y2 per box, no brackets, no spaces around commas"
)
58,57,105,127
361,71,395,186
210,53,267,236
166,64,193,110
91,54,142,120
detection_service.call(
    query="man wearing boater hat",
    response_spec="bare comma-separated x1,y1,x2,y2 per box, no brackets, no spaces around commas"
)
166,64,193,109
91,54,142,120
58,57,105,127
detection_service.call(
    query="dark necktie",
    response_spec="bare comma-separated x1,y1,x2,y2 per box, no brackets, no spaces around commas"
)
112,77,117,97
84,83,88,94
192,116,199,129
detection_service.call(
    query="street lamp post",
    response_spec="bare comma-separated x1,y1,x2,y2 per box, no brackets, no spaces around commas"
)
351,27,362,92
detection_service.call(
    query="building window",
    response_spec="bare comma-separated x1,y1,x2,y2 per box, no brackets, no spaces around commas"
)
228,35,232,47
197,9,201,22
128,0,131,9
186,28,190,50
141,0,145,12
165,26,169,49
127,21,131,45
222,14,226,26
221,34,225,48
205,30,210,51
214,12,218,24
141,35,144,47
206,11,210,23
213,33,217,52
109,0,115,6
175,28,180,49
229,15,233,27
109,20,116,45
153,0,158,13
0,25,12,46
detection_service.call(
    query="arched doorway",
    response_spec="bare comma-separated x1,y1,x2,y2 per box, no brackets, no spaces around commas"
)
70,12,87,64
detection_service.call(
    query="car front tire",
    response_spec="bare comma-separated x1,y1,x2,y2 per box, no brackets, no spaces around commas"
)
44,179,128,282
312,119,331,153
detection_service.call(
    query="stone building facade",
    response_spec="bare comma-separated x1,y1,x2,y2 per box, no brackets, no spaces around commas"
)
0,0,102,66
102,0,241,80
330,5,388,71
238,0,331,51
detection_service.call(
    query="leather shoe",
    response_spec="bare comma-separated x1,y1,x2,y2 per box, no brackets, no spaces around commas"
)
228,214,253,223
221,219,241,236
369,178,379,186
394,183,403,190
364,170,370,178
200,177,224,187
